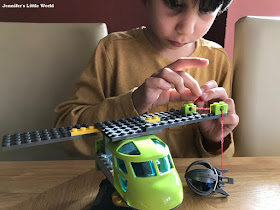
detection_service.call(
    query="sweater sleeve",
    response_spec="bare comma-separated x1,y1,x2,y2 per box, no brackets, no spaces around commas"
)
194,49,235,157
54,40,139,156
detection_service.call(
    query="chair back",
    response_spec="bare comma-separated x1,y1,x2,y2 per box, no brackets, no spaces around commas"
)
232,16,280,156
0,23,108,160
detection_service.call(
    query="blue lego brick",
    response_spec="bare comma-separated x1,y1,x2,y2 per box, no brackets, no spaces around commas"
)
94,109,227,142
1,124,96,151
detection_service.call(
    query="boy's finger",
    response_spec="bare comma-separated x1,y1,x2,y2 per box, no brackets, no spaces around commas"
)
224,98,236,114
167,57,209,71
176,71,202,96
200,87,228,101
169,88,195,102
156,68,186,93
200,80,218,92
221,114,239,131
145,77,171,90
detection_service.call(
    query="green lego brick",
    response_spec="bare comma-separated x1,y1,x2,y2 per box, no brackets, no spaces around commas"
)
181,103,196,114
210,102,228,115
95,138,105,154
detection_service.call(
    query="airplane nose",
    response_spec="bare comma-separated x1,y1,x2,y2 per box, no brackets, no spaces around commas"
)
127,171,183,210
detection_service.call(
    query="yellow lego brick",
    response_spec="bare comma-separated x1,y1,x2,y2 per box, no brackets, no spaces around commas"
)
70,126,99,136
141,116,161,123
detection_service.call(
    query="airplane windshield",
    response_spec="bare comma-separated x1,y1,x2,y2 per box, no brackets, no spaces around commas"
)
156,155,173,174
118,142,140,155
131,160,156,177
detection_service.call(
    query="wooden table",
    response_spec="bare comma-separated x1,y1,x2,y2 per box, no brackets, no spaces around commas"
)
0,157,279,210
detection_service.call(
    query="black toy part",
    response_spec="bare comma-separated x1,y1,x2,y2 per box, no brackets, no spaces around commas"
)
185,160,234,196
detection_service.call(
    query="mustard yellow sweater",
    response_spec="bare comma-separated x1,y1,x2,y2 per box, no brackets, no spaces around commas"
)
54,27,234,158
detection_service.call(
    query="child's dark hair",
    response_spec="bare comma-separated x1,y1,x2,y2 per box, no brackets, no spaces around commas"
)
142,0,233,14
198,0,233,13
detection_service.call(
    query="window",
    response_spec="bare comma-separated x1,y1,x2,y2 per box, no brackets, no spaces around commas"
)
119,176,128,192
116,157,127,174
131,161,156,177
151,138,166,152
156,155,173,174
118,142,140,155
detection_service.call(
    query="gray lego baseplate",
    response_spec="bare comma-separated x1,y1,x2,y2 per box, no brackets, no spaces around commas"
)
1,108,226,151
94,109,227,142
94,116,162,142
1,124,96,151
95,153,114,185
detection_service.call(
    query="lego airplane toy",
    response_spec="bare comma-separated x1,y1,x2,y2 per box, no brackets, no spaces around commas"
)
1,102,233,210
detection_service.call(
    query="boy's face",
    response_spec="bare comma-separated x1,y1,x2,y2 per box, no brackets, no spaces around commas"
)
145,0,221,50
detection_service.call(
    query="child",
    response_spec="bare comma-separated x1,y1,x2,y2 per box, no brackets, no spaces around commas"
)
55,0,239,158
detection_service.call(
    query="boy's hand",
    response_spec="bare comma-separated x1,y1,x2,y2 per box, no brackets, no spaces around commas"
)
132,57,209,115
195,80,239,146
